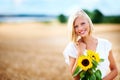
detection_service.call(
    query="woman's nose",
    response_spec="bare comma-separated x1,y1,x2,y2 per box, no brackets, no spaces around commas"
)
78,26,83,31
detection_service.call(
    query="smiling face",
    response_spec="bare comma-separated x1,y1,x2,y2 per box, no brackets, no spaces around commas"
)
73,16,90,38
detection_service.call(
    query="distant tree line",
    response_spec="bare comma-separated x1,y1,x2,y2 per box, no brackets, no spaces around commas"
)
57,14,67,23
57,9,120,24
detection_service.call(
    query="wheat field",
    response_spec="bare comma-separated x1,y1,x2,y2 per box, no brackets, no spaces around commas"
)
0,22,120,80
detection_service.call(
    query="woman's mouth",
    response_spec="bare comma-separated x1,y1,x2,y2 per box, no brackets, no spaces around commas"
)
79,30,86,35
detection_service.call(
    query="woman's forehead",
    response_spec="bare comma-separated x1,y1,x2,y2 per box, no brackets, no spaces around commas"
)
74,16,88,23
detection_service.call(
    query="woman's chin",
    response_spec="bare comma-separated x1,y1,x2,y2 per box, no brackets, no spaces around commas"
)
81,35,86,38
80,33,88,38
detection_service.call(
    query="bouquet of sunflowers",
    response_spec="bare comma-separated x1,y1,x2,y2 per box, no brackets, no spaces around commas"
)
73,50,104,80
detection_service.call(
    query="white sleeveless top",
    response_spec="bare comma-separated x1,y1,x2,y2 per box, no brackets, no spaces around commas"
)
63,38,112,78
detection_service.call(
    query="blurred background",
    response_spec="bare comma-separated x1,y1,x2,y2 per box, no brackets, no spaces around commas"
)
0,0,120,80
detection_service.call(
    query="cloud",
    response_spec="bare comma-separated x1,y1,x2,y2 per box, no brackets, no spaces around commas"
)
78,0,100,10
96,0,120,15
0,0,119,15
13,0,24,6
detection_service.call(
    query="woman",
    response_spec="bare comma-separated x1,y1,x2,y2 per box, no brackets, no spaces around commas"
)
63,9,118,80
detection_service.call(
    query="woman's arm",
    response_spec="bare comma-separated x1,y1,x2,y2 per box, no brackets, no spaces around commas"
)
103,50,118,80
69,56,80,80
69,40,86,80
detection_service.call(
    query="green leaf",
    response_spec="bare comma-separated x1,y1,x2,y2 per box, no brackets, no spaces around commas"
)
92,66,96,71
72,66,81,77
95,69,102,80
92,60,98,68
80,71,86,79
88,69,94,74
81,77,87,80
85,71,89,80
89,74,96,80
84,71,91,80
100,59,104,62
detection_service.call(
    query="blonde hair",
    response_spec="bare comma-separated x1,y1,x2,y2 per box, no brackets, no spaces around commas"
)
67,9,94,43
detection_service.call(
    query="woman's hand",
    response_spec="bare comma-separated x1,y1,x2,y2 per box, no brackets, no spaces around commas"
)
102,50,118,80
76,39,86,56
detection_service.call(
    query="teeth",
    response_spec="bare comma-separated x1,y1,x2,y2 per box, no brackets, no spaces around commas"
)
80,30,85,34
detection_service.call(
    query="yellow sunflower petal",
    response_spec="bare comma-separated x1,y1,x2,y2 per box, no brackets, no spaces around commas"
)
87,50,100,62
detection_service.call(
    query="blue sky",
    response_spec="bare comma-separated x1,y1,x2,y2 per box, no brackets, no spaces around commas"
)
0,0,120,16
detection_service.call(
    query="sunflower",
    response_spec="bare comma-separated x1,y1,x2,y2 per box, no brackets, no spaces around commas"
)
87,50,100,63
77,55,93,71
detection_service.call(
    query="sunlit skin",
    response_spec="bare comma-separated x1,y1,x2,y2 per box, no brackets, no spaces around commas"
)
74,16,90,38
69,16,118,80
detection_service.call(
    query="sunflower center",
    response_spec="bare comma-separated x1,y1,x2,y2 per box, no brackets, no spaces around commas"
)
92,56,96,59
82,59,89,66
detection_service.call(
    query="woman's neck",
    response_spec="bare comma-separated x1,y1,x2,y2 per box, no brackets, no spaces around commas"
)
81,35,95,44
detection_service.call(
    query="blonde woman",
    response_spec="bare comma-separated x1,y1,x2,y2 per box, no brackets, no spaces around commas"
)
63,9,118,80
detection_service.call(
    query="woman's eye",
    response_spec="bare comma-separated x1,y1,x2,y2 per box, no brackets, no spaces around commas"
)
81,22,85,25
74,25,78,28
